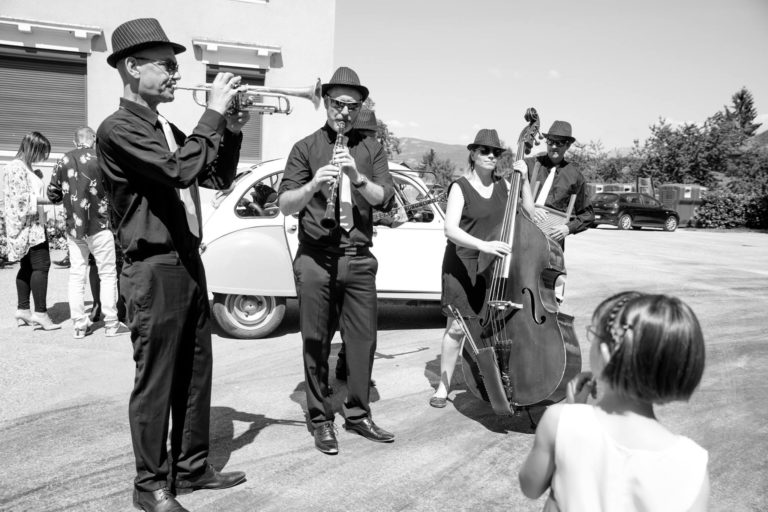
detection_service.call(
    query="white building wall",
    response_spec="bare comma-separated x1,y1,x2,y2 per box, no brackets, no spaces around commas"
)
0,0,336,166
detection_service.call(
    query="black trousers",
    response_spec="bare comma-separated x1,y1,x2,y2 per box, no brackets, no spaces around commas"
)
293,246,378,428
121,253,212,491
16,241,50,312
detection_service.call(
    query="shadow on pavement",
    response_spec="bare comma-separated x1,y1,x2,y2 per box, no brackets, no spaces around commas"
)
207,406,306,470
424,353,543,435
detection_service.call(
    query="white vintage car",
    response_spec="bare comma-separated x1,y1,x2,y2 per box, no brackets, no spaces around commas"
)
199,158,446,339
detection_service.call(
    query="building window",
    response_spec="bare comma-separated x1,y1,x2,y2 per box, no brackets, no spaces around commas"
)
0,46,87,154
206,65,266,163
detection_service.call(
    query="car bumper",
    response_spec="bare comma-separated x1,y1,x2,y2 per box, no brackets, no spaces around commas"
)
593,211,619,225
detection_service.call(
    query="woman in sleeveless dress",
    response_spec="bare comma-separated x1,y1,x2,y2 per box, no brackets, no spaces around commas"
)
430,129,534,407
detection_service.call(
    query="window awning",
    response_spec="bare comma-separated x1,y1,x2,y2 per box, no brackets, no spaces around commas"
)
0,16,101,54
192,38,282,70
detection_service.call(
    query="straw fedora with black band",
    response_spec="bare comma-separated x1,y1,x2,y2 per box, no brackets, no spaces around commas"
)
107,18,186,68
542,120,576,143
321,66,369,101
467,129,505,152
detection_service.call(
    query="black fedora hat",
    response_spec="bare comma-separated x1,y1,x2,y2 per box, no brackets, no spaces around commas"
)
321,66,369,101
354,108,378,131
107,18,186,68
542,120,575,142
467,129,505,151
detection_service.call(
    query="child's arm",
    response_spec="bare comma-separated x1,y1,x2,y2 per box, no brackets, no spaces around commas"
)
519,404,562,499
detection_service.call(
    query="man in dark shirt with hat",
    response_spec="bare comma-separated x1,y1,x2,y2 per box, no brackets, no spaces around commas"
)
525,120,594,246
97,18,249,512
278,66,396,455
524,120,593,302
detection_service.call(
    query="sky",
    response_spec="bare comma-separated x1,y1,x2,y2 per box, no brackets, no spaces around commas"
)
334,0,768,151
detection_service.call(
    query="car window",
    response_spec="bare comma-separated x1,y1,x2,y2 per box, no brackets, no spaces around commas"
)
626,194,642,204
641,195,661,208
593,193,618,203
236,171,283,218
374,175,437,226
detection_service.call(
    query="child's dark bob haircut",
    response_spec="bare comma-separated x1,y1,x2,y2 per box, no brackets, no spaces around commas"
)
594,291,705,403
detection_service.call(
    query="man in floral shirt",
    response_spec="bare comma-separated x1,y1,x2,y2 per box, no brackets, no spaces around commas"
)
48,126,121,338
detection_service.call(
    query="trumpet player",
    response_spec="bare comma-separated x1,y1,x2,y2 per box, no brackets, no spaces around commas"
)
278,66,396,455
96,18,249,512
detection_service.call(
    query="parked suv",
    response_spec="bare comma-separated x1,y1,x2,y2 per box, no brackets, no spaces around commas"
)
592,192,679,231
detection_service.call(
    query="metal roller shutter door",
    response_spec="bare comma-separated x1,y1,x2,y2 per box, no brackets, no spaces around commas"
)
0,51,87,154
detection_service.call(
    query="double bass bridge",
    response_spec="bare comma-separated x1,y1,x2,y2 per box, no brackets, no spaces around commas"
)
487,300,523,311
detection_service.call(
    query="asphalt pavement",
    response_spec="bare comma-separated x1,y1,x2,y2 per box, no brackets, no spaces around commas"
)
0,227,766,511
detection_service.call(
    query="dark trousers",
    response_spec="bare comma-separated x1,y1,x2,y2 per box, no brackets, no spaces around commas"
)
16,241,50,312
293,246,378,428
121,254,212,491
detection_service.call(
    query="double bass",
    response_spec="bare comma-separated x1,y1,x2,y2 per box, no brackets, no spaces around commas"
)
448,108,581,416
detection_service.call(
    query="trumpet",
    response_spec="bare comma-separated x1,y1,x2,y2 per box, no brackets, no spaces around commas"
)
174,78,322,115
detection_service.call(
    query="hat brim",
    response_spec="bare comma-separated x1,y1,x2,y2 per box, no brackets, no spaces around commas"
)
107,41,186,68
467,143,506,152
321,83,369,101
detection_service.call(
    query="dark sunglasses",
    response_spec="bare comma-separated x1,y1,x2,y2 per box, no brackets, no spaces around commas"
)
134,57,180,75
546,139,568,148
328,97,362,112
477,146,504,158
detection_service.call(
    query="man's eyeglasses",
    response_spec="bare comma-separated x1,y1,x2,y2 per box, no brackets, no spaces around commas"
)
477,146,504,158
134,57,179,75
546,139,568,148
328,97,362,112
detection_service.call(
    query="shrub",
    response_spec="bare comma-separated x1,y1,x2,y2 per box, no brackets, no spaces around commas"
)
693,191,768,229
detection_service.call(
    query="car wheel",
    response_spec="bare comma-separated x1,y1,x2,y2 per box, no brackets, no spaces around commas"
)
663,216,678,232
618,214,632,230
212,293,286,339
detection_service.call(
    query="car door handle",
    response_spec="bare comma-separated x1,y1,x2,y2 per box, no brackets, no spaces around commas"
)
287,225,297,233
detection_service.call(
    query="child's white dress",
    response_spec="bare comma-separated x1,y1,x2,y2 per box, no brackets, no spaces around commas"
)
551,404,708,512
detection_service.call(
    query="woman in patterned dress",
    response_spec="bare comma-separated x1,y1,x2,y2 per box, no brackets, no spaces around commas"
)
2,132,60,330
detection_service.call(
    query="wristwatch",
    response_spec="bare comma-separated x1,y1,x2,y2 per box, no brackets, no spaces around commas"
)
352,175,369,188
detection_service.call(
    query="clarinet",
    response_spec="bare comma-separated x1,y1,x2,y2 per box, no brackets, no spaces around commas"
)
320,120,346,229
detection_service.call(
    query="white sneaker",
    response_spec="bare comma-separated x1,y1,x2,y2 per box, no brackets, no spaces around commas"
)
105,322,129,337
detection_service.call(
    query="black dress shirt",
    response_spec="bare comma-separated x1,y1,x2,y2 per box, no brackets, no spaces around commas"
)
96,98,241,264
279,124,395,251
526,155,594,235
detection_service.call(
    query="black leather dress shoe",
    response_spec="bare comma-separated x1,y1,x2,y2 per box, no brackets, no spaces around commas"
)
133,488,188,512
313,422,339,455
175,463,246,491
344,417,395,443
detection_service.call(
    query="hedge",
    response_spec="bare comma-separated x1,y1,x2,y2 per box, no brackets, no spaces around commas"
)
693,191,768,229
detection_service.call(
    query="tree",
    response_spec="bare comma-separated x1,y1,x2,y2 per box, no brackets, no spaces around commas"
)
418,148,457,190
361,97,401,159
724,87,761,138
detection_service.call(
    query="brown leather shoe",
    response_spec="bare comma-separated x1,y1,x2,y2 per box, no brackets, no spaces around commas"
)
133,488,188,512
344,417,395,443
175,463,246,491
313,422,339,455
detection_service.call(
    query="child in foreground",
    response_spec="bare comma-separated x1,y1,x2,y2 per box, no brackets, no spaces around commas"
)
519,291,709,511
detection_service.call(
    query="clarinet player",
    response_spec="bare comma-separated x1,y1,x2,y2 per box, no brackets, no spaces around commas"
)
278,67,396,455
